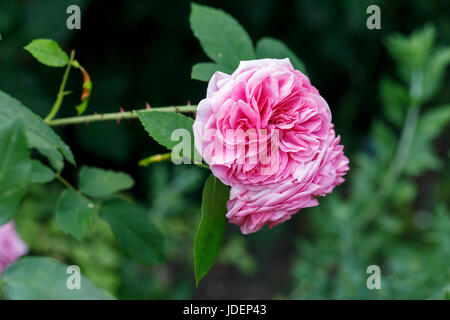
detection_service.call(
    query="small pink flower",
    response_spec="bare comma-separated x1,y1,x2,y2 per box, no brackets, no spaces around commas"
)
0,222,28,274
193,59,349,234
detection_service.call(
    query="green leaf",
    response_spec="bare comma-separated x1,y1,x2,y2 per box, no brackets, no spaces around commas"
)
0,119,31,225
190,3,255,73
75,96,89,115
423,47,450,100
194,174,230,286
390,179,417,206
372,120,397,165
386,25,435,70
0,90,75,171
256,37,307,74
416,105,450,141
404,105,450,176
379,77,409,127
444,286,450,300
137,111,199,162
192,62,221,82
24,39,69,67
75,78,92,115
99,199,165,265
31,159,55,184
2,257,114,299
79,166,134,198
403,138,441,176
56,189,96,240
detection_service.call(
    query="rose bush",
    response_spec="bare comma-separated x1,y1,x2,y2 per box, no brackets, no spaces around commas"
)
194,58,349,234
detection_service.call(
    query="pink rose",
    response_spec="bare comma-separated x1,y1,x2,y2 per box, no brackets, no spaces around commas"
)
0,222,28,274
193,58,349,234
194,58,332,186
227,129,349,234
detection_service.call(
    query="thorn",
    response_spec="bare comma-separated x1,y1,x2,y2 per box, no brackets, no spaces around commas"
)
175,107,180,113
187,100,191,106
117,107,124,124
146,102,151,110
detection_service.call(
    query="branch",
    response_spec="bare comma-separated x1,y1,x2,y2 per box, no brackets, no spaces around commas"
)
44,50,76,122
46,105,197,126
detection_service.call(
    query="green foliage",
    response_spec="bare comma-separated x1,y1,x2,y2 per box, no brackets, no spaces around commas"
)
56,189,96,240
30,159,55,184
190,4,306,82
379,77,409,127
386,25,435,71
290,24,450,300
75,78,92,115
218,236,257,276
137,111,199,162
190,3,255,74
0,90,74,171
371,119,396,164
15,183,122,295
256,37,307,74
191,62,222,82
79,166,134,198
194,175,229,286
138,112,193,150
99,199,165,266
24,39,69,67
0,119,31,225
404,105,450,175
1,257,114,300
423,47,450,100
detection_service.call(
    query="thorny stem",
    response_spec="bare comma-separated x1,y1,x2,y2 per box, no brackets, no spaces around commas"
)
44,50,76,123
46,105,197,127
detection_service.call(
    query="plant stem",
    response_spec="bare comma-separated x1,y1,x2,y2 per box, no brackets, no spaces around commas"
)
359,70,423,227
46,105,197,126
139,153,172,166
381,70,422,196
44,50,76,123
55,172,78,193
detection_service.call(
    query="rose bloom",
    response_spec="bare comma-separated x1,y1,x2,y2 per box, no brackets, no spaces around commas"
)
0,222,28,274
227,129,349,234
193,58,349,234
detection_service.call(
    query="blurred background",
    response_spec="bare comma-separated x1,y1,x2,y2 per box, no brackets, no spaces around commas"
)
0,0,449,299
